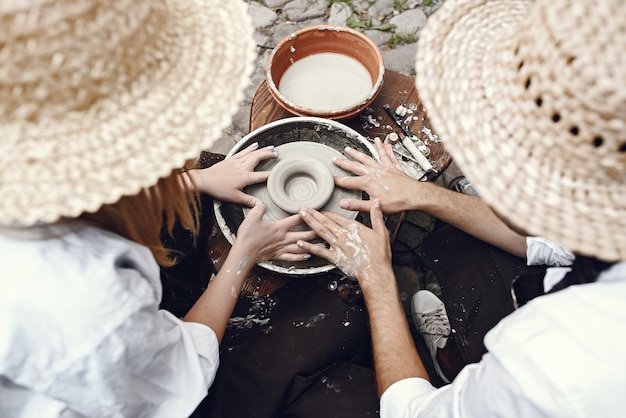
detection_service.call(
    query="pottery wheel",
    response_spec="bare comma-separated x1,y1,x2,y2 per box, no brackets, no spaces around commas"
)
243,141,361,229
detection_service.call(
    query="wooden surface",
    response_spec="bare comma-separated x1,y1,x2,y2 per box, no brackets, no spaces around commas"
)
206,69,451,296
250,69,451,179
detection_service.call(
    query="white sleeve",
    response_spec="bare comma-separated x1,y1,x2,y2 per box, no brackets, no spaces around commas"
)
50,306,219,418
526,236,575,267
379,339,545,418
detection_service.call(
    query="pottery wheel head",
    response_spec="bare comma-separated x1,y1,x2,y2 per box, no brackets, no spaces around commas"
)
267,156,334,214
243,141,361,229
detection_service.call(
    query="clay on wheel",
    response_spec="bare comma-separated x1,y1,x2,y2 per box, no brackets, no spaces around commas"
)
267,157,334,214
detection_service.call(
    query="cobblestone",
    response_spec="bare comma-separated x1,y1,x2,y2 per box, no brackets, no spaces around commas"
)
210,0,446,154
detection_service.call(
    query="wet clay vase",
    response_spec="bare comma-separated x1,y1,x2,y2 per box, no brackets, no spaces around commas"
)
267,156,334,214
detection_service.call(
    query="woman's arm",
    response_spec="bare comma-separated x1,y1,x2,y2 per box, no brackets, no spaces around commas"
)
183,201,315,341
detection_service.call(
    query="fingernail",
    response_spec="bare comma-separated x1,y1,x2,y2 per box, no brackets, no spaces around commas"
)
345,146,352,152
265,145,274,151
374,137,381,143
251,142,259,149
299,209,307,217
374,199,381,208
302,254,311,260
255,199,263,206
297,240,304,247
339,199,348,208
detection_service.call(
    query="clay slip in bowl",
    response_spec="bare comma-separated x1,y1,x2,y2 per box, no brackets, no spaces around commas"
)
266,25,385,120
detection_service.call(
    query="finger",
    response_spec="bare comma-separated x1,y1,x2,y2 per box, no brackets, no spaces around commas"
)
274,252,313,262
296,239,334,262
233,141,261,157
342,146,380,167
247,170,270,184
285,229,318,243
318,210,354,226
298,208,340,243
370,198,386,233
333,173,364,192
278,243,311,254
333,157,371,176
277,213,305,232
376,138,395,166
234,192,258,208
338,198,371,212
243,200,265,220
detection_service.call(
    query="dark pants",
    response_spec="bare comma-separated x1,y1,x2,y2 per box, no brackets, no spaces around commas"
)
191,278,379,418
424,224,547,364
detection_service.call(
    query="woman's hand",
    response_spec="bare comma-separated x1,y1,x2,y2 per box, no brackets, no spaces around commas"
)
297,199,393,290
233,201,316,264
334,138,427,214
189,142,277,206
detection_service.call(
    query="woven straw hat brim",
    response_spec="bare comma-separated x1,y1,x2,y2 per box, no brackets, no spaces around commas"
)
0,0,256,225
416,0,626,262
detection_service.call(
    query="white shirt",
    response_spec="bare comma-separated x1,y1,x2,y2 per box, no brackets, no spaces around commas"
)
381,238,626,417
0,222,219,418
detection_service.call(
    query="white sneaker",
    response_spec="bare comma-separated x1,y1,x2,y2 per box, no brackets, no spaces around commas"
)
412,290,452,383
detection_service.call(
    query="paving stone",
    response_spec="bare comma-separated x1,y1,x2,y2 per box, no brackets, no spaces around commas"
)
263,0,292,8
282,0,327,21
328,2,352,26
388,8,427,37
381,42,418,76
364,29,393,47
249,2,279,28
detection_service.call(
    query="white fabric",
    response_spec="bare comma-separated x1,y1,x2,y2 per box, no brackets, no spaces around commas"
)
0,222,219,418
526,236,575,292
381,240,626,417
526,236,576,267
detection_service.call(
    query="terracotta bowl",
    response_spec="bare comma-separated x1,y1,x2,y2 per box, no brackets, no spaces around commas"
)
266,25,385,120
214,117,379,276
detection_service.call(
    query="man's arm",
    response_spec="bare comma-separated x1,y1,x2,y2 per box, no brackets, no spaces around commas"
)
363,263,430,396
298,200,430,396
334,139,527,258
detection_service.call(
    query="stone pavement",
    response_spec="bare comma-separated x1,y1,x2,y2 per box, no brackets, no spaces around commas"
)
211,0,459,320
210,0,447,155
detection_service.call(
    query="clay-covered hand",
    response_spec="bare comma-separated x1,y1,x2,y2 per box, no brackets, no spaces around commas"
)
233,201,316,263
333,138,423,214
190,142,277,206
297,199,393,288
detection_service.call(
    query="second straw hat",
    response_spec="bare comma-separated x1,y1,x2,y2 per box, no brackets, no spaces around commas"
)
416,0,626,261
0,0,256,226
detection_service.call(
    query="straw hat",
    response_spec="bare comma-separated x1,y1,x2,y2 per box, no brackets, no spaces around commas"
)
0,0,256,226
416,0,626,262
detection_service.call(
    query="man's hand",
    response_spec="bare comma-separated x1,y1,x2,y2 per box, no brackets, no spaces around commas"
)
297,199,393,289
333,138,425,214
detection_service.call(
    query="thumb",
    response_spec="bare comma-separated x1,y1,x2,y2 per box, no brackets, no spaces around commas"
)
245,200,266,222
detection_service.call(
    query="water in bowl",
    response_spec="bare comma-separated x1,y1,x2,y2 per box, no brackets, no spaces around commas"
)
278,52,373,111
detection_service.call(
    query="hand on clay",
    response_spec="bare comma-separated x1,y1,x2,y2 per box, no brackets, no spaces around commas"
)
191,142,277,206
233,201,316,263
297,199,393,288
333,138,423,214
